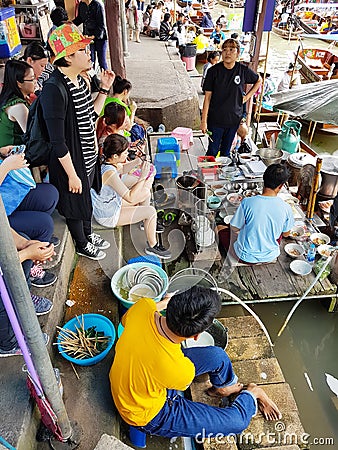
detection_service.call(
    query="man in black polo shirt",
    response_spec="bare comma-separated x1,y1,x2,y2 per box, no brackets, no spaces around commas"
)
201,38,261,157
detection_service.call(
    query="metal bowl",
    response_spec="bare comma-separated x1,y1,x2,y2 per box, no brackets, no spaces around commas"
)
259,148,283,166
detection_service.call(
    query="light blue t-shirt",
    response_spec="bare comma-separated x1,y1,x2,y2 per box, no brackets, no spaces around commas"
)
230,195,294,263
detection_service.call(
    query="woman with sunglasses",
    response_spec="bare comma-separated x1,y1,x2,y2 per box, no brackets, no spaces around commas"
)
0,60,37,147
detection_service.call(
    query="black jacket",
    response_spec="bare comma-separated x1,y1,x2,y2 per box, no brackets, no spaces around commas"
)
73,0,107,40
40,69,101,220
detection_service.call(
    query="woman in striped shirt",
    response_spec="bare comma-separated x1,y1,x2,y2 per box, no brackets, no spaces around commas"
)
39,23,115,260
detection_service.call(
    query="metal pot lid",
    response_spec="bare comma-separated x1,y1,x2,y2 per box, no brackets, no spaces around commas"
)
288,153,316,168
321,155,338,175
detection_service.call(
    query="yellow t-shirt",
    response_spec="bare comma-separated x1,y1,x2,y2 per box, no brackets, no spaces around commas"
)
192,34,210,51
110,298,195,426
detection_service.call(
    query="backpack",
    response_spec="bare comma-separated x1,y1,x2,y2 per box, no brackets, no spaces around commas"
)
22,96,52,167
23,78,68,167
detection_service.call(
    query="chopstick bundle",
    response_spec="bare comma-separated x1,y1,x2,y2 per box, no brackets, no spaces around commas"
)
55,315,110,359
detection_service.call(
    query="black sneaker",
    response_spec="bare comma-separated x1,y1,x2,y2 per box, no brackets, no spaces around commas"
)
0,333,49,357
30,264,57,288
238,141,251,154
50,235,60,247
76,242,106,260
87,233,110,250
0,345,23,357
139,221,165,233
30,293,53,316
145,243,171,259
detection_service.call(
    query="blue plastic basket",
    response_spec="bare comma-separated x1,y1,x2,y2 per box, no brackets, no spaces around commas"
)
57,314,116,366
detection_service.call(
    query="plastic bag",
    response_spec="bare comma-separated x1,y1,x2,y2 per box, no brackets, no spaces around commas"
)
313,257,331,281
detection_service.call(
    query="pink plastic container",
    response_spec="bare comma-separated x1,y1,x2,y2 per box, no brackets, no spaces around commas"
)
181,55,196,71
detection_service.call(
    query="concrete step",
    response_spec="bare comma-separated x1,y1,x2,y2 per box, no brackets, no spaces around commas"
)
0,211,75,450
94,435,133,450
190,315,305,450
0,215,126,450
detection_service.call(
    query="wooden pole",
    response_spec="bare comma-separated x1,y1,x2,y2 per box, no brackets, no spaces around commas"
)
247,0,269,128
254,31,271,127
306,157,322,220
289,43,301,89
105,0,126,77
0,198,73,441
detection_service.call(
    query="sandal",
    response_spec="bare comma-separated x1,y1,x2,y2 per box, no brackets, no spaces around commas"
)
154,185,176,207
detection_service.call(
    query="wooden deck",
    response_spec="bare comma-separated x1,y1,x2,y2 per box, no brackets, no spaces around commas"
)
147,132,338,311
217,239,337,307
190,316,305,450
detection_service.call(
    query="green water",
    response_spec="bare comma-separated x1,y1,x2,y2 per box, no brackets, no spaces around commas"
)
213,5,338,447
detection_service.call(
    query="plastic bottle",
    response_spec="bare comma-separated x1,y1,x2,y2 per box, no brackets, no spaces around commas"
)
306,243,316,265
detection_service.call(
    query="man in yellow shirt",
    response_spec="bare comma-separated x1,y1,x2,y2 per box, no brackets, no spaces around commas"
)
110,286,281,439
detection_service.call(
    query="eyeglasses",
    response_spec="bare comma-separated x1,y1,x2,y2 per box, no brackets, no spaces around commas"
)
222,47,238,52
78,46,90,54
22,78,36,82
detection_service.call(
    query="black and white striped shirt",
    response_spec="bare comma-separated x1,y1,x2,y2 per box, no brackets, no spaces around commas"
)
64,75,97,176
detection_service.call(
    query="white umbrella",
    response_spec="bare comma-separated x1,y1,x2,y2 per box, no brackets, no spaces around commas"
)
271,79,338,126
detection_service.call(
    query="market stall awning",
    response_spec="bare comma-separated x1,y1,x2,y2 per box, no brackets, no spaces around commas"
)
271,79,338,125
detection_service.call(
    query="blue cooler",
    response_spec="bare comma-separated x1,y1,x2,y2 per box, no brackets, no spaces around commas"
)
0,7,22,58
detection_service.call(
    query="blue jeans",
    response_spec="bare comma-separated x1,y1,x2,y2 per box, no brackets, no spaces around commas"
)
90,40,108,70
8,183,59,242
206,125,239,157
138,346,257,438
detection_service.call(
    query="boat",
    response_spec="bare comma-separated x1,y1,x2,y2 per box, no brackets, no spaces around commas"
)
292,3,338,42
296,48,338,83
218,0,245,7
176,0,214,9
272,20,303,41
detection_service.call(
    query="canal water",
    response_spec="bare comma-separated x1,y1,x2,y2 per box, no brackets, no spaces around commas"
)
212,5,338,449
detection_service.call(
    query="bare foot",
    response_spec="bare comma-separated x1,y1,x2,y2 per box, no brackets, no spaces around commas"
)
247,383,282,420
207,382,243,398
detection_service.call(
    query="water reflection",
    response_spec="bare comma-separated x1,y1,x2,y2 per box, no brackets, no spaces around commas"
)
221,300,337,449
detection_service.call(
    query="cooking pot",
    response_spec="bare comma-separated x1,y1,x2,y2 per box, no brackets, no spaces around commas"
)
319,155,338,198
175,175,206,205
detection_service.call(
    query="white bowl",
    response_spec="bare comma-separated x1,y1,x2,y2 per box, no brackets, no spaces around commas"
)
289,226,305,240
310,232,330,246
184,331,215,348
214,188,228,199
317,244,332,258
290,260,312,276
128,283,156,302
223,214,234,225
239,153,253,164
284,243,304,258
215,156,232,166
227,193,243,206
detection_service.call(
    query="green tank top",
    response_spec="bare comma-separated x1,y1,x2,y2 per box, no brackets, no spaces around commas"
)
101,96,131,117
0,97,27,147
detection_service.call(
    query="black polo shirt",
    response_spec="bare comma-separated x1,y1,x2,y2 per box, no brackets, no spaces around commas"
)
204,61,259,128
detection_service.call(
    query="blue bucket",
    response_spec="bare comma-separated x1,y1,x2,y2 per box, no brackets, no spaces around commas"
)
57,314,116,366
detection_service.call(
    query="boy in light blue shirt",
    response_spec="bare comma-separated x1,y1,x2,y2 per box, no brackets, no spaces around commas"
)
230,164,294,264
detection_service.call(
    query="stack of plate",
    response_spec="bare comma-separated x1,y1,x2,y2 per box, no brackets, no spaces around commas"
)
119,266,165,301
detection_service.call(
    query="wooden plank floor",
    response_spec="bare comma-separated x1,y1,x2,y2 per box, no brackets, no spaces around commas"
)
190,317,305,450
147,132,337,306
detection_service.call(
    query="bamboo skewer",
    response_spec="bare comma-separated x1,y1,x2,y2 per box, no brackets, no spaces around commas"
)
56,318,110,359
